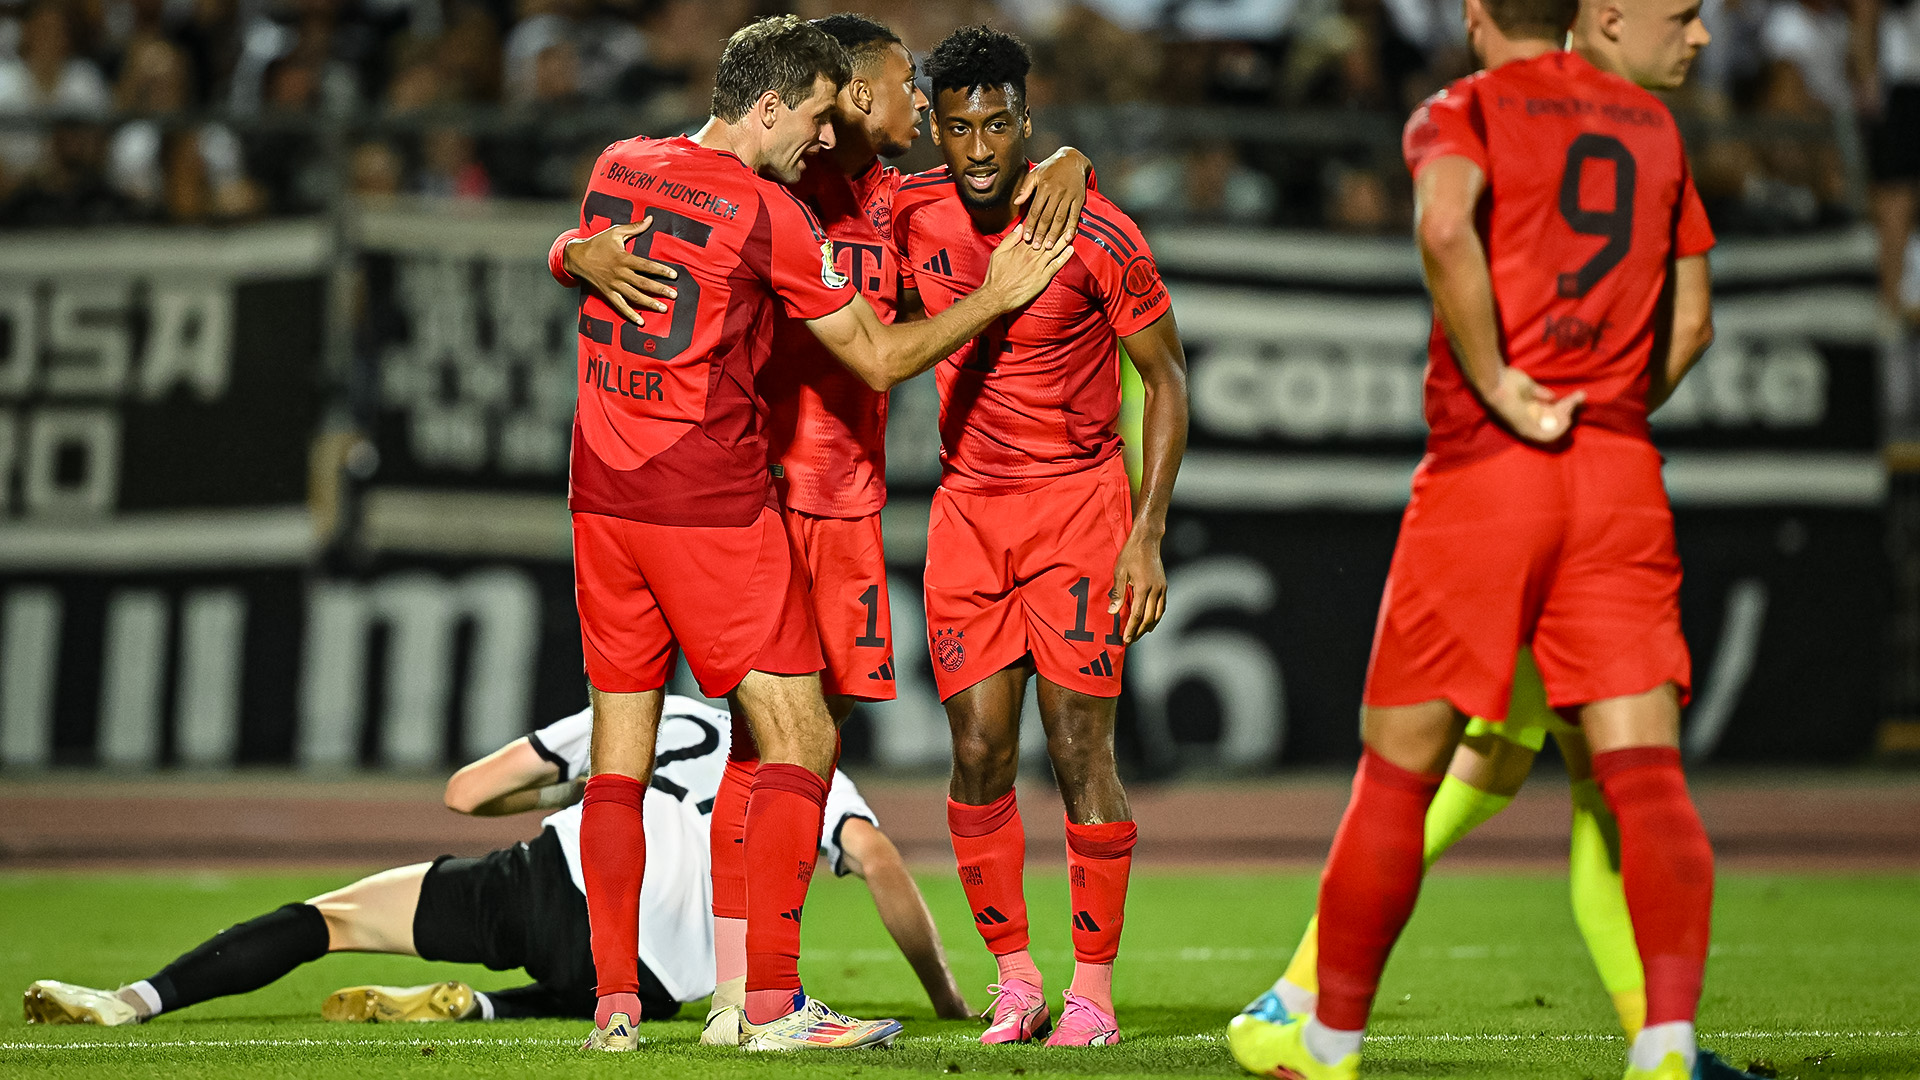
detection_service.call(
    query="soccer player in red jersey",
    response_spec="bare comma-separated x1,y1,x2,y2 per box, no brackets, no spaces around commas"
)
1223,0,1739,1075
556,15,1072,1053
552,14,1093,1045
890,26,1190,1047
1240,0,1724,1049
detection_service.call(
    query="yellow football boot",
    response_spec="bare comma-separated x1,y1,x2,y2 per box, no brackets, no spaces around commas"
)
321,981,475,1022
1226,1013,1359,1080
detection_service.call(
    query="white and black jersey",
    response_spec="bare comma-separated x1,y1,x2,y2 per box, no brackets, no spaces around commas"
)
525,695,878,1003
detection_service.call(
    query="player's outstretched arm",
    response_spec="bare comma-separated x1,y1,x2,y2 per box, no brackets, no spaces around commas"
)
1646,254,1714,411
546,220,681,325
806,231,1075,391
1111,312,1190,643
443,738,573,816
1415,157,1584,443
836,818,974,1019
1013,146,1094,250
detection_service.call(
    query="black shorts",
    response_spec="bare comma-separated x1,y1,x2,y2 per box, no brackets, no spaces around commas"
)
1870,84,1920,183
413,827,677,1020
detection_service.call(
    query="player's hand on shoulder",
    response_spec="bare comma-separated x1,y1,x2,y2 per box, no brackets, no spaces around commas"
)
1014,147,1092,251
1485,366,1584,444
981,228,1075,311
1110,531,1169,644
565,215,678,325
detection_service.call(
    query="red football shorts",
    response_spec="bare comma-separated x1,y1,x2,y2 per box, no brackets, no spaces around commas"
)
783,508,896,701
1364,427,1691,719
572,506,823,698
924,456,1133,701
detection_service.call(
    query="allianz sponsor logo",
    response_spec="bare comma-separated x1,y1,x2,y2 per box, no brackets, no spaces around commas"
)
1187,334,1828,442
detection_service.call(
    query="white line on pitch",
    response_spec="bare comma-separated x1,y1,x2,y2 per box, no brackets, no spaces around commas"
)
2,1029,1913,1052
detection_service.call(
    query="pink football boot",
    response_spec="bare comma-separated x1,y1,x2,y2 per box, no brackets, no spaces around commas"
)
1044,989,1120,1047
980,979,1050,1044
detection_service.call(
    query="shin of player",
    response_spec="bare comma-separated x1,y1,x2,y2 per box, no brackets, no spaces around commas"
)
903,26,1189,1047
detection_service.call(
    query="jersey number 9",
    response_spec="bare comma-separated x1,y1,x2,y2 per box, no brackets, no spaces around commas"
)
1555,134,1637,299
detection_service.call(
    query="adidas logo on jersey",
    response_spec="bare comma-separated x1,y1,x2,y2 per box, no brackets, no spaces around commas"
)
1078,652,1115,677
920,249,953,276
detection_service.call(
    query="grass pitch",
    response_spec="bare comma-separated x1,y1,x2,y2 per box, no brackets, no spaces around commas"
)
2,868,1916,1079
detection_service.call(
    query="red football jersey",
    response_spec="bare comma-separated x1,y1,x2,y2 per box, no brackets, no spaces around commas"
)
760,158,903,519
891,170,1171,494
1403,50,1715,464
566,135,856,527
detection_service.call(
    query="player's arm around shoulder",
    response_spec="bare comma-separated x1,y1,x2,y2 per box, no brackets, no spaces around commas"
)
1013,146,1096,250
443,738,569,816
804,231,1076,391
549,216,681,327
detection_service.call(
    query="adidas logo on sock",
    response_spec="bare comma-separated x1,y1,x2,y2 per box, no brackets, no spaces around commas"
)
867,660,895,681
1073,910,1102,933
1078,652,1114,677
974,906,1010,926
920,249,953,276
778,907,803,923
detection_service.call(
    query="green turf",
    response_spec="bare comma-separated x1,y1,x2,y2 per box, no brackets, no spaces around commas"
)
2,868,1916,1079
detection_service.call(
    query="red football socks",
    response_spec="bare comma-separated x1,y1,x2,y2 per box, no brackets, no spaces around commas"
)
743,762,828,1025
712,716,757,988
1592,746,1713,1027
1065,818,1136,1014
581,774,646,1000
1315,750,1444,1031
949,791,1033,959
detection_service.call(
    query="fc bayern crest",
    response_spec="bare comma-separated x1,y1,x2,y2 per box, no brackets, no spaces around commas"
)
933,628,966,673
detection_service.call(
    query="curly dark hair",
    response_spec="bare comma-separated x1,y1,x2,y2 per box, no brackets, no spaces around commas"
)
924,25,1030,112
810,13,903,72
711,15,852,123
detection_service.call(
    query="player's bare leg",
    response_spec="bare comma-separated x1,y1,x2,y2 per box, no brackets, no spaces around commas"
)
1035,677,1134,1045
1448,728,1537,795
307,865,481,1022
308,864,430,954
1578,683,1711,1075
825,693,859,727
730,671,898,1049
945,662,1050,1043
580,687,662,1050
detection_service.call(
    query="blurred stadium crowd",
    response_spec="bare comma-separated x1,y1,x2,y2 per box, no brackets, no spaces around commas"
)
0,0,1905,237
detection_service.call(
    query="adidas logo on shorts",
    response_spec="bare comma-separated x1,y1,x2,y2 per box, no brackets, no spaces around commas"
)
1078,652,1114,677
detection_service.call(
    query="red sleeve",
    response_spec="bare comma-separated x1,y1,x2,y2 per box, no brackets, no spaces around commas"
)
1402,84,1488,179
1673,158,1715,259
549,228,582,286
762,186,857,320
1078,203,1170,338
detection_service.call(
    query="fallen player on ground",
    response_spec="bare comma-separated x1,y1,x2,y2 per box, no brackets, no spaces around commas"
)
24,695,970,1028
